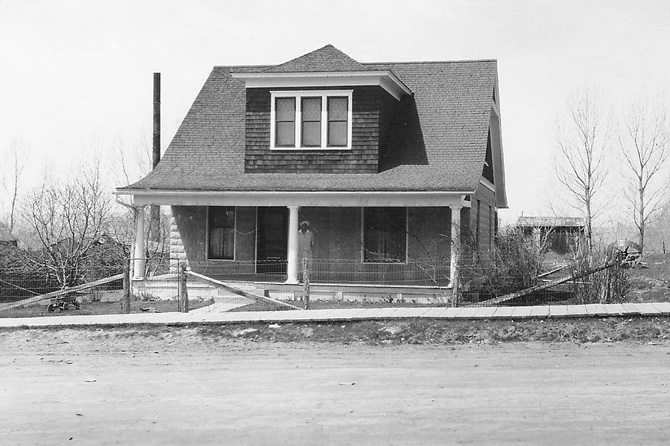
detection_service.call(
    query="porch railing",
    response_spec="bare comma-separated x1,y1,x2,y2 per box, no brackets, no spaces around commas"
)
185,258,451,287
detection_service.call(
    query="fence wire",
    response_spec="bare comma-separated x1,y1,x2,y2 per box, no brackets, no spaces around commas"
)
0,247,633,318
459,257,630,307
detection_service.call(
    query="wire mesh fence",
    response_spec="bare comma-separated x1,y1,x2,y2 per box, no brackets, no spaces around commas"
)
0,255,187,317
458,255,630,307
188,258,451,287
0,245,633,318
303,258,450,287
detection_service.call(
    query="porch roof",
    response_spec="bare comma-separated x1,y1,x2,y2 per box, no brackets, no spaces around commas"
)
125,189,471,208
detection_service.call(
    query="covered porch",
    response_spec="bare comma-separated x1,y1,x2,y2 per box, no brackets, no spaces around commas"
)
118,189,471,290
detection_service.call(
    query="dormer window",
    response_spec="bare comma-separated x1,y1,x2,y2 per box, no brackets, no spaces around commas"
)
270,90,353,150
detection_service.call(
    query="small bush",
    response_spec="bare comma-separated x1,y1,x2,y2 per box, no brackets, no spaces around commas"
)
569,244,630,304
460,226,545,297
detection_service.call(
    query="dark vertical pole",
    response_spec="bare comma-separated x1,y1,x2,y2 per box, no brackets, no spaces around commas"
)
152,73,161,170
123,261,131,314
179,263,189,313
302,258,310,310
150,73,161,244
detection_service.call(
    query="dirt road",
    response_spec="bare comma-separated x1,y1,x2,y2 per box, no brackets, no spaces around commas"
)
2,327,670,445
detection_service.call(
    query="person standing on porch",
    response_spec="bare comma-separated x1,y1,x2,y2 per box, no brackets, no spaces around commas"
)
298,221,314,283
298,221,314,260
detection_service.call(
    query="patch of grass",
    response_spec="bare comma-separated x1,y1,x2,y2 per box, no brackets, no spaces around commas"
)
230,299,439,312
0,298,213,318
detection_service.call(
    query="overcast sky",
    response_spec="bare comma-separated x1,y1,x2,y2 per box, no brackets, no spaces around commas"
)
1,0,669,224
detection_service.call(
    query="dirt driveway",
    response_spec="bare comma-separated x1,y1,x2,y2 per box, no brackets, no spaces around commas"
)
2,327,670,446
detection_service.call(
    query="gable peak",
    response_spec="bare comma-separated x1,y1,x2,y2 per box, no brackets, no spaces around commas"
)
266,44,366,73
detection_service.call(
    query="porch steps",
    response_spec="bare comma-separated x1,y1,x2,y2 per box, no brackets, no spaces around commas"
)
189,300,250,314
186,271,302,311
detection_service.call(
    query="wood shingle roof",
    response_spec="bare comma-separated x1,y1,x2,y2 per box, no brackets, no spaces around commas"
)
123,46,502,198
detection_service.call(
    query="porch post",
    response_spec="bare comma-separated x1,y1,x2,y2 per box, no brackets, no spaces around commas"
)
449,206,462,295
286,205,299,284
133,205,146,279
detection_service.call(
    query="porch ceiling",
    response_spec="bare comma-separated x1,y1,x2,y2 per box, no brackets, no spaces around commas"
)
116,189,471,208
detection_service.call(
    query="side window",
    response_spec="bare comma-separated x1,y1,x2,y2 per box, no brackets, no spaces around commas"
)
208,207,235,260
363,207,407,262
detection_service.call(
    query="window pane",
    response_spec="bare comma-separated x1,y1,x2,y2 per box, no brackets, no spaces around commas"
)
276,97,295,121
223,228,234,259
302,122,321,147
364,208,406,262
208,207,235,260
328,97,348,147
328,121,347,146
328,97,348,120
276,122,295,146
275,97,295,147
301,97,321,121
301,97,321,147
209,228,224,258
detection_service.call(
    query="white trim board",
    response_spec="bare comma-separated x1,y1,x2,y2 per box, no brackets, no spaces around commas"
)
117,190,472,208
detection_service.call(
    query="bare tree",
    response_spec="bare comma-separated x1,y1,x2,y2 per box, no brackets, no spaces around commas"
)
113,131,153,187
19,162,112,288
555,91,611,251
618,98,669,253
1,138,27,231
112,131,169,268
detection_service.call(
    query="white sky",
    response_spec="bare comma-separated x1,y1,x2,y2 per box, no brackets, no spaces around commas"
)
1,0,669,225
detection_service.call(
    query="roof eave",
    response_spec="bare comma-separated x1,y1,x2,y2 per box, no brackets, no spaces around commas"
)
231,71,412,100
113,189,472,208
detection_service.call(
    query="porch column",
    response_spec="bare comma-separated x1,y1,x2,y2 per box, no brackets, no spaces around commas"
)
133,205,146,279
286,205,299,284
449,206,462,295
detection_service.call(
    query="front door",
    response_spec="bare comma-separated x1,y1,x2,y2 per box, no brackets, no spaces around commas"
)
256,207,288,274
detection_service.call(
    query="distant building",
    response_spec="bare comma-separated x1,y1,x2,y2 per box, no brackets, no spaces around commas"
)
0,222,18,255
517,216,585,254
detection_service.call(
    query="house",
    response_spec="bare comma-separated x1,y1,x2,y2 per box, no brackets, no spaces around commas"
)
116,45,507,292
517,216,585,255
0,222,18,257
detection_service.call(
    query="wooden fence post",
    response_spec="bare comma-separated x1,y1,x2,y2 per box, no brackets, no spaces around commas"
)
122,261,131,314
302,258,310,310
179,263,189,313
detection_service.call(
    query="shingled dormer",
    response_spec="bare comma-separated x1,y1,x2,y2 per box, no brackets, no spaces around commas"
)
232,45,412,174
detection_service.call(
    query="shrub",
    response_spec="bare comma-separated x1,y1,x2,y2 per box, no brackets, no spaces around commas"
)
569,242,630,304
460,226,545,298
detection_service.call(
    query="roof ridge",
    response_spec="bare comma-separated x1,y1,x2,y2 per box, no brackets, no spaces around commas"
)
216,64,272,70
365,59,497,65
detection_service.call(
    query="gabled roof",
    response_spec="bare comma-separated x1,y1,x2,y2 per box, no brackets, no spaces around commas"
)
122,46,507,207
265,44,366,73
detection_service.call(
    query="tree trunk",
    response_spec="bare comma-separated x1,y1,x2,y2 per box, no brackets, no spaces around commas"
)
638,185,645,254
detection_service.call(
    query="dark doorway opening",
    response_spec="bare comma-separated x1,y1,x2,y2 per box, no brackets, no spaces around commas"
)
256,207,288,274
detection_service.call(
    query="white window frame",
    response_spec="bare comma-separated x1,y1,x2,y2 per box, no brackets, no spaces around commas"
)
270,90,353,151
206,206,236,261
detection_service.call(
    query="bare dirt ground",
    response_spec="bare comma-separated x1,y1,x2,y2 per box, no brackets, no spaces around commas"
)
2,325,670,446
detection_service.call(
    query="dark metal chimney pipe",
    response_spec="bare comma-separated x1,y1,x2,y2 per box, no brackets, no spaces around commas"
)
150,73,161,244
152,72,161,169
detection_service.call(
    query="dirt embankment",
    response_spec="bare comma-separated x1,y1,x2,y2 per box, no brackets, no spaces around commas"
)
4,316,670,348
